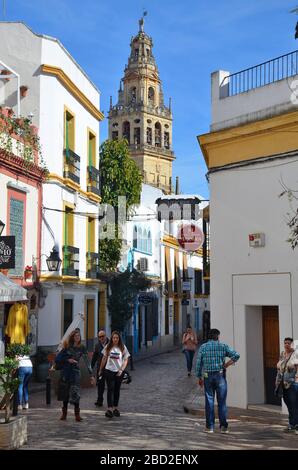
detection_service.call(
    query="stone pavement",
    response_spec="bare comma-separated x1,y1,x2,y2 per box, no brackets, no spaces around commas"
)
10,350,298,450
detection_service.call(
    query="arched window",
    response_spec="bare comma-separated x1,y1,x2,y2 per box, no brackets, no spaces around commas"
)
146,127,152,145
130,87,136,104
138,227,142,250
148,231,152,254
143,229,147,253
123,121,130,144
133,226,138,249
148,87,155,106
155,122,161,147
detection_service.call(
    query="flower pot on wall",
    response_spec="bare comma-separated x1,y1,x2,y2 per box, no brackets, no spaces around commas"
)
20,85,29,97
1,69,11,82
0,415,27,449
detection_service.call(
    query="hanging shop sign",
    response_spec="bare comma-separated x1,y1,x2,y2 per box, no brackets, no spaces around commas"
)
0,236,15,269
177,224,204,252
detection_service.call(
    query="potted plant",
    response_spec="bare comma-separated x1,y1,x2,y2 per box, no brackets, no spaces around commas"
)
24,265,33,280
1,69,11,82
0,344,29,449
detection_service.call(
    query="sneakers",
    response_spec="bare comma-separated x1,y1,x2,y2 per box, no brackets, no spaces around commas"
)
203,428,214,433
220,427,229,434
105,410,113,419
18,405,23,411
187,372,191,377
113,409,120,417
23,403,29,410
94,401,103,407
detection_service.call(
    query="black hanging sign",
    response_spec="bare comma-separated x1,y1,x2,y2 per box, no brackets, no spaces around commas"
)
0,236,15,269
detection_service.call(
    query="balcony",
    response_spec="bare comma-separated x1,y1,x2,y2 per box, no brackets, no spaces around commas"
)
62,245,79,277
129,143,174,159
87,165,100,196
86,252,99,279
63,148,80,185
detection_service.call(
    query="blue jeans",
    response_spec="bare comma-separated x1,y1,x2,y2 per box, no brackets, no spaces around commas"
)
204,371,228,430
283,383,298,428
184,350,195,372
18,367,33,405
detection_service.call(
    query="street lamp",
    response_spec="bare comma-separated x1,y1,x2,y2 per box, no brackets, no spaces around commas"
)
46,247,62,272
0,220,5,236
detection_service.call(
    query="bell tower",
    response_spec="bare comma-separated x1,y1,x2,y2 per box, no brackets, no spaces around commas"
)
108,16,175,194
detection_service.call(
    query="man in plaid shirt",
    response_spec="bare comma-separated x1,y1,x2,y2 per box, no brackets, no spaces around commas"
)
196,328,240,433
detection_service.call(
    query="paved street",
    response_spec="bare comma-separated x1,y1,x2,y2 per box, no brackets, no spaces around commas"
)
18,350,298,450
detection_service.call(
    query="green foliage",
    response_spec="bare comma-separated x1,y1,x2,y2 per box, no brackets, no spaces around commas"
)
108,268,152,331
99,139,142,210
0,357,20,423
6,344,31,358
279,183,298,249
99,139,142,271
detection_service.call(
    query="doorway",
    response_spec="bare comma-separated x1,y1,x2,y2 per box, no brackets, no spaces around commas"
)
262,306,281,406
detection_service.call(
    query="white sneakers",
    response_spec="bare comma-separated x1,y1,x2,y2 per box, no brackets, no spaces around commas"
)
22,403,29,410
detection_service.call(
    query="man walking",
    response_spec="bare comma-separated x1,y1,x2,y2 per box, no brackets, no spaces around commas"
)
196,328,240,434
91,330,109,407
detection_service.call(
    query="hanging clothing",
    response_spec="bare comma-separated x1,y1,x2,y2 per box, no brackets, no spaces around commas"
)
5,302,29,344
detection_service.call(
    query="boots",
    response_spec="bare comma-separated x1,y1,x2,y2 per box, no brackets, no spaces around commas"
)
60,407,67,420
75,408,83,422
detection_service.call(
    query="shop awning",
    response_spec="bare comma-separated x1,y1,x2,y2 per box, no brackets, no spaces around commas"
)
0,273,28,302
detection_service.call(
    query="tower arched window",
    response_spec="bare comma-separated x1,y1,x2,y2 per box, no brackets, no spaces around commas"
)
123,121,130,144
133,226,138,249
143,229,148,253
155,122,161,147
164,132,170,149
138,227,142,250
130,87,137,104
146,127,152,145
148,87,155,106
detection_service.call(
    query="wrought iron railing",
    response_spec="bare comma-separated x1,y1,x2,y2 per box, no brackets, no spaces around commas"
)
87,165,100,196
62,245,79,277
221,50,298,97
86,252,99,279
63,148,80,184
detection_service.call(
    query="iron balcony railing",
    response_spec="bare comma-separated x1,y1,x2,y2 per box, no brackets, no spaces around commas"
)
87,165,100,196
221,50,298,97
86,252,99,279
62,245,80,277
63,148,80,185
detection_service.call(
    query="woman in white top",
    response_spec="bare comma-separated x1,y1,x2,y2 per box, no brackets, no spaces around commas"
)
99,331,130,418
17,354,33,410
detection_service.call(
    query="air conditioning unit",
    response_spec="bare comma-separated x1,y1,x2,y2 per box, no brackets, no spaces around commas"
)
138,257,148,272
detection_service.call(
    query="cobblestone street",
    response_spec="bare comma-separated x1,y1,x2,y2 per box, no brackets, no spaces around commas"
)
19,350,298,450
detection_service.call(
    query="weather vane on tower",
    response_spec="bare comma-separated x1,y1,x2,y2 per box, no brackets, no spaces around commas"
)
139,10,148,32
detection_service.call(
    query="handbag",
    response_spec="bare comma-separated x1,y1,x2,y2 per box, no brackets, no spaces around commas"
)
122,370,132,384
274,382,283,398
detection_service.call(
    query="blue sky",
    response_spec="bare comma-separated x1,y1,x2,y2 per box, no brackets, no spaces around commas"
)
3,0,298,197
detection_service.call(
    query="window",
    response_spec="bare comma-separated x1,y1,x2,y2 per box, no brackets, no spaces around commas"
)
143,229,147,253
164,132,170,149
195,270,203,295
123,121,130,144
204,279,210,295
148,87,155,106
134,48,139,59
63,299,73,334
9,192,25,276
87,217,95,253
146,127,152,145
65,110,75,152
134,127,140,145
155,122,161,147
88,131,96,167
133,226,138,248
148,231,152,254
112,131,118,140
130,87,137,104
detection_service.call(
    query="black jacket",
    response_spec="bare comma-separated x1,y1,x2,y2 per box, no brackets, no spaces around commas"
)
91,338,109,371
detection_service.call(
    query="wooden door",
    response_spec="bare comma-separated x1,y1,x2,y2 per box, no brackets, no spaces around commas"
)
262,306,281,405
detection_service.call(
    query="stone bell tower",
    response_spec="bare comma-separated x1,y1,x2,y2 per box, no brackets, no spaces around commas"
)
108,16,175,194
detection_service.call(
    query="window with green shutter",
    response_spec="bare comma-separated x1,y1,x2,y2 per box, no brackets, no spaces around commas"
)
9,198,24,276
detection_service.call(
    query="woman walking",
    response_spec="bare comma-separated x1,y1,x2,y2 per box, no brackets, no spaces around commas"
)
99,331,130,418
17,353,33,410
55,330,95,421
182,326,198,376
275,337,298,433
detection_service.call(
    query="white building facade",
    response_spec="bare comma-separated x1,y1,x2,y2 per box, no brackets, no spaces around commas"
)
199,49,298,409
0,22,104,352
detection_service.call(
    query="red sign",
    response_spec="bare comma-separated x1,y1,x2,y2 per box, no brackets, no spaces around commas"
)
177,224,204,252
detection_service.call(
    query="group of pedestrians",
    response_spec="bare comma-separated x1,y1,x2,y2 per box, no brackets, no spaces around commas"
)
54,328,130,421
183,326,298,435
